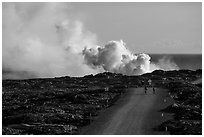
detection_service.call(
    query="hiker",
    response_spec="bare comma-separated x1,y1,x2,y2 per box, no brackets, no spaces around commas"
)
144,86,147,94
153,87,156,94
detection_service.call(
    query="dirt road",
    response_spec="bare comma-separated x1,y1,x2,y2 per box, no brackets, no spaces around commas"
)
80,87,174,135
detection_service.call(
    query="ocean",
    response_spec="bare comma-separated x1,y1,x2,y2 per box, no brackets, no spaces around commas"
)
150,54,202,71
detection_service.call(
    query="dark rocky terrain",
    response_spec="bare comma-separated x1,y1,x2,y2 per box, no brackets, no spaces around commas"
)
2,69,202,135
155,81,202,134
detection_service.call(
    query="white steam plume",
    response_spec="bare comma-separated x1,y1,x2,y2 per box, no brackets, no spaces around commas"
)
83,40,179,75
3,3,98,79
154,56,179,70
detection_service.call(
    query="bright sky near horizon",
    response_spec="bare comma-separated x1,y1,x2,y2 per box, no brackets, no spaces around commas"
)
71,2,202,54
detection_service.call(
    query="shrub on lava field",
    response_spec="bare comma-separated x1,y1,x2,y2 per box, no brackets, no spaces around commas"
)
2,127,24,135
156,120,202,135
174,108,202,120
3,114,27,125
167,82,184,92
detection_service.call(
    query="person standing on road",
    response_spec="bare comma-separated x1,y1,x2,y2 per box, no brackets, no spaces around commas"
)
144,86,147,94
153,87,156,94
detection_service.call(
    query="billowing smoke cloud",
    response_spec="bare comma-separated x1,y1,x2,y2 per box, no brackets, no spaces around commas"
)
3,3,179,79
3,3,99,79
83,40,152,75
82,40,179,75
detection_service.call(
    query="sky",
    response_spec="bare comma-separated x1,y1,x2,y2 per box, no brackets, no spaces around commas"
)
71,2,202,54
